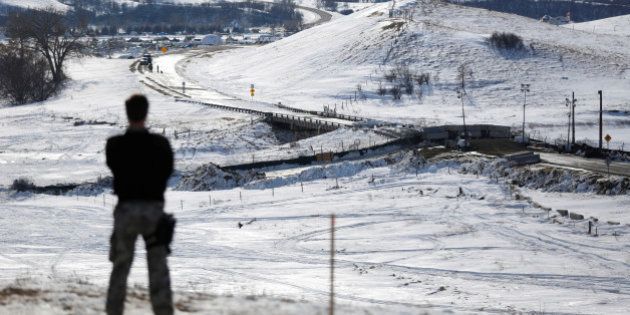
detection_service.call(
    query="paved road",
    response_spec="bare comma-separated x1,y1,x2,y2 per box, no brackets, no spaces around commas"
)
539,152,630,177
297,5,333,28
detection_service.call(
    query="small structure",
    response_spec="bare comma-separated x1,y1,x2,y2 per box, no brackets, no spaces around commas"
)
200,34,223,46
504,151,541,166
257,34,281,44
541,13,571,26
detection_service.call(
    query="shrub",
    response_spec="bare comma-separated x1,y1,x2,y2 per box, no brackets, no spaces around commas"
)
489,32,524,50
396,65,414,95
10,177,36,192
377,82,387,96
0,44,56,105
415,73,431,86
384,69,397,82
390,86,402,100
339,9,354,15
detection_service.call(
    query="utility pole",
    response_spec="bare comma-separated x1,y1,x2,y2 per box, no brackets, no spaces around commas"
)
457,89,468,146
598,90,603,150
565,97,572,151
521,83,530,143
571,92,576,145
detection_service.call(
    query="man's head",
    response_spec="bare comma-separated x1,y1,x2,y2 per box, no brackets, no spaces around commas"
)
125,94,149,126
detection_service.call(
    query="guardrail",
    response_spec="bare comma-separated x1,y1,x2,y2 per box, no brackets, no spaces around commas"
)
175,98,349,132
274,102,366,122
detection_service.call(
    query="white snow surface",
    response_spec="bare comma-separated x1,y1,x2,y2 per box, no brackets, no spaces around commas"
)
183,0,630,148
0,0,69,10
565,14,630,36
2,159,630,314
1,1,630,314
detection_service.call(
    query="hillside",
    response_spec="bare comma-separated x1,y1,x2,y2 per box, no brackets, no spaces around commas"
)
565,13,630,36
0,0,69,10
184,0,630,147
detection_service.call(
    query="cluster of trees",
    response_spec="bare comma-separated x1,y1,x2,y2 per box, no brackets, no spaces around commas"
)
0,9,84,105
458,0,630,22
86,1,303,34
377,65,433,101
317,0,338,11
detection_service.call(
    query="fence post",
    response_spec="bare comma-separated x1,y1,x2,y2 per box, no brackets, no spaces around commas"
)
329,214,336,315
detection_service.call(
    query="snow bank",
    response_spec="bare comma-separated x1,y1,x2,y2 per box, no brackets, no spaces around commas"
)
175,163,264,191
458,157,630,195
246,157,391,189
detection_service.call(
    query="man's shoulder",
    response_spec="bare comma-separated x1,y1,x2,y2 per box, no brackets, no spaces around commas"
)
106,134,125,147
148,133,171,147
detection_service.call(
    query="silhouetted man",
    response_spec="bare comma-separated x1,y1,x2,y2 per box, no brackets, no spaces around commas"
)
106,94,174,315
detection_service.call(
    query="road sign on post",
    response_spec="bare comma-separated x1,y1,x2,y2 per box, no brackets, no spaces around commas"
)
161,47,168,54
250,84,255,98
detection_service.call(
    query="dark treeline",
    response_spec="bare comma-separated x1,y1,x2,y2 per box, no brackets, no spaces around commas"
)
0,1,303,34
454,0,630,22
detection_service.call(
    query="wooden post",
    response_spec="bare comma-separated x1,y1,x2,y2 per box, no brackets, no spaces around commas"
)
301,181,304,192
588,221,592,235
329,214,335,315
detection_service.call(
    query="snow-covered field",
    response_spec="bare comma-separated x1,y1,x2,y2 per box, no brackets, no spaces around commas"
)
2,154,630,314
1,0,630,314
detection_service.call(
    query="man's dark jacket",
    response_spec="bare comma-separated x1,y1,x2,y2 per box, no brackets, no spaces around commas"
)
106,129,173,202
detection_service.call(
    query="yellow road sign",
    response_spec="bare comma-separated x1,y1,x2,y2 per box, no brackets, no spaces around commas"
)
605,134,612,143
250,84,255,97
161,47,168,53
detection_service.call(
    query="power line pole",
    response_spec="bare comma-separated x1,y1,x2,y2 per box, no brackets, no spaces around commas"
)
565,97,572,151
571,92,576,145
521,83,530,143
598,90,603,150
457,89,468,146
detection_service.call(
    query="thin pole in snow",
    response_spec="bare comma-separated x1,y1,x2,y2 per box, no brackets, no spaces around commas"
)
598,90,603,150
329,214,336,315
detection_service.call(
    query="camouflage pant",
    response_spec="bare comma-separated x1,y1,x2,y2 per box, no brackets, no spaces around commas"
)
106,201,173,315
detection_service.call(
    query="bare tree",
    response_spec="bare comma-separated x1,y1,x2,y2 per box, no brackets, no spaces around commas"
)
6,7,85,86
0,42,53,105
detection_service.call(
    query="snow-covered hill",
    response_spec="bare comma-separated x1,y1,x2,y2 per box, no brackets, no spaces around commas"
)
0,0,69,10
565,14,630,36
185,0,630,147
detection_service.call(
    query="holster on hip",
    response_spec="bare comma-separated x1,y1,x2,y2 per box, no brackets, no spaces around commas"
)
145,213,176,254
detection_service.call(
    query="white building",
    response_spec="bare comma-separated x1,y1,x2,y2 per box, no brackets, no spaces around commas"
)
199,34,223,46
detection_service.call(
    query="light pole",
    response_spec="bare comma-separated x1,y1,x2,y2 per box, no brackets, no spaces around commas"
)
598,90,603,150
565,97,572,151
571,92,576,146
520,83,530,143
457,88,468,146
